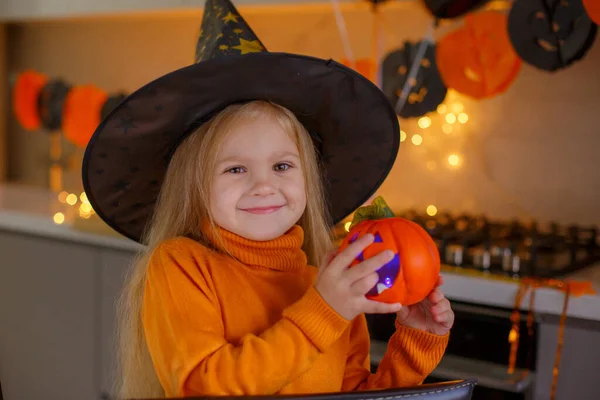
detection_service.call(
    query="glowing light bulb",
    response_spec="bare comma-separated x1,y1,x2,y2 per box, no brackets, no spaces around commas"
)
458,113,469,123
448,154,460,166
66,193,78,205
400,130,407,142
426,205,438,216
417,116,432,129
53,212,65,224
437,104,447,114
411,134,423,146
80,203,92,213
80,192,89,204
58,191,68,203
446,113,457,124
344,221,351,232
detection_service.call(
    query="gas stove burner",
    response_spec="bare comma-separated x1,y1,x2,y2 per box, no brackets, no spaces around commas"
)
334,210,600,279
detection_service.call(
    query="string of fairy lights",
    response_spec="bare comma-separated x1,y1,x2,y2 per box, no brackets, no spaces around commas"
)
399,89,470,215
53,190,95,224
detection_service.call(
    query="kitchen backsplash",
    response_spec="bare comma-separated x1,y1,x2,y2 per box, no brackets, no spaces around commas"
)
4,2,600,225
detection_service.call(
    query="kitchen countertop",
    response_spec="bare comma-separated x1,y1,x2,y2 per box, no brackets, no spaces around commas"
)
1,183,599,322
0,183,143,252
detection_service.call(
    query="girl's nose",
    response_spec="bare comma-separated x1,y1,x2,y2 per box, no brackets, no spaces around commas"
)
250,183,276,196
249,174,276,196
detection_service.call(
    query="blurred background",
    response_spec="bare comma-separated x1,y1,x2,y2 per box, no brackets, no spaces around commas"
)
1,0,599,399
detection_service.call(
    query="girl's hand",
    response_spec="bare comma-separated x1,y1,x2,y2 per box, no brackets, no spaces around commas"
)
395,276,454,336
315,234,403,321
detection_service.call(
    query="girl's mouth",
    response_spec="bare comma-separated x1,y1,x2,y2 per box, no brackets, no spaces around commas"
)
240,205,283,215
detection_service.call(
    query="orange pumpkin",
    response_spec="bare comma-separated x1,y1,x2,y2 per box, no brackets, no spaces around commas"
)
338,196,440,305
436,11,521,99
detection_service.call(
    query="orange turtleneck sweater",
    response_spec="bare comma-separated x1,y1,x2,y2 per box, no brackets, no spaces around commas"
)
142,225,449,397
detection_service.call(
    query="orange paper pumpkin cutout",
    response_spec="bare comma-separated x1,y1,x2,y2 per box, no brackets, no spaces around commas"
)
338,196,440,305
62,85,108,148
13,70,48,131
436,11,522,99
341,58,376,82
583,0,600,24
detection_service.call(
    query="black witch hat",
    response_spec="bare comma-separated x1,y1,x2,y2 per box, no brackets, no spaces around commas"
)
82,0,400,244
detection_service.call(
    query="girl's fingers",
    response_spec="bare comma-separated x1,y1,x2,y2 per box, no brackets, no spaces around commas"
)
350,272,380,295
435,275,444,287
433,310,455,326
329,234,374,273
344,249,394,284
362,298,402,315
429,298,452,316
428,288,446,304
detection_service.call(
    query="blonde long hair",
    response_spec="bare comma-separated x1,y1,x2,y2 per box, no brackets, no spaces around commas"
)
114,100,335,399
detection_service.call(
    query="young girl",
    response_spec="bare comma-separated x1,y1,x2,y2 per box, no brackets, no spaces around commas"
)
111,100,453,398
81,1,454,399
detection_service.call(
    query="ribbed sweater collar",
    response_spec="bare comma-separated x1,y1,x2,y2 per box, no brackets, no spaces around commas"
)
210,225,308,272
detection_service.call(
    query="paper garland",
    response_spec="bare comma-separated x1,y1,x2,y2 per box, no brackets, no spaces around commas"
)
11,1,600,129
12,72,127,148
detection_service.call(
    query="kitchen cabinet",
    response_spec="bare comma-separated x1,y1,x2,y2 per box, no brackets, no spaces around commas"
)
0,221,144,400
0,0,321,21
0,231,99,400
534,315,600,400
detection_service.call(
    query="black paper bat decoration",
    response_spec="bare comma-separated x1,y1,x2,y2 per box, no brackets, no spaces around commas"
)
508,0,597,72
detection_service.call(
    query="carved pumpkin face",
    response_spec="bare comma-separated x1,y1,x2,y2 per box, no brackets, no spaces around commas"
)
436,11,522,99
507,0,597,72
382,40,447,118
338,217,441,305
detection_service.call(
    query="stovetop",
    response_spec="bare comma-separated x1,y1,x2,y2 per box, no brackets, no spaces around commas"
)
333,210,600,279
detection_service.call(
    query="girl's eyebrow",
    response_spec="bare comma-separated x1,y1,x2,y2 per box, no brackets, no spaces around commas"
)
217,151,300,164
275,151,300,159
216,155,246,164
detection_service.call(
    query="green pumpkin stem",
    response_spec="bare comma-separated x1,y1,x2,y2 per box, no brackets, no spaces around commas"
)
349,196,395,230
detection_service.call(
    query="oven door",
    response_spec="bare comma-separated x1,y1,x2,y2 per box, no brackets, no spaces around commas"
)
368,300,537,400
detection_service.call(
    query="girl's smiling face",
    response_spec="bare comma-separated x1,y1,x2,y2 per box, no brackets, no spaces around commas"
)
209,112,307,241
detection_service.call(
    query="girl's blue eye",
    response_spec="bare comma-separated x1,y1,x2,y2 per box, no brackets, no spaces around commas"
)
274,163,291,172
